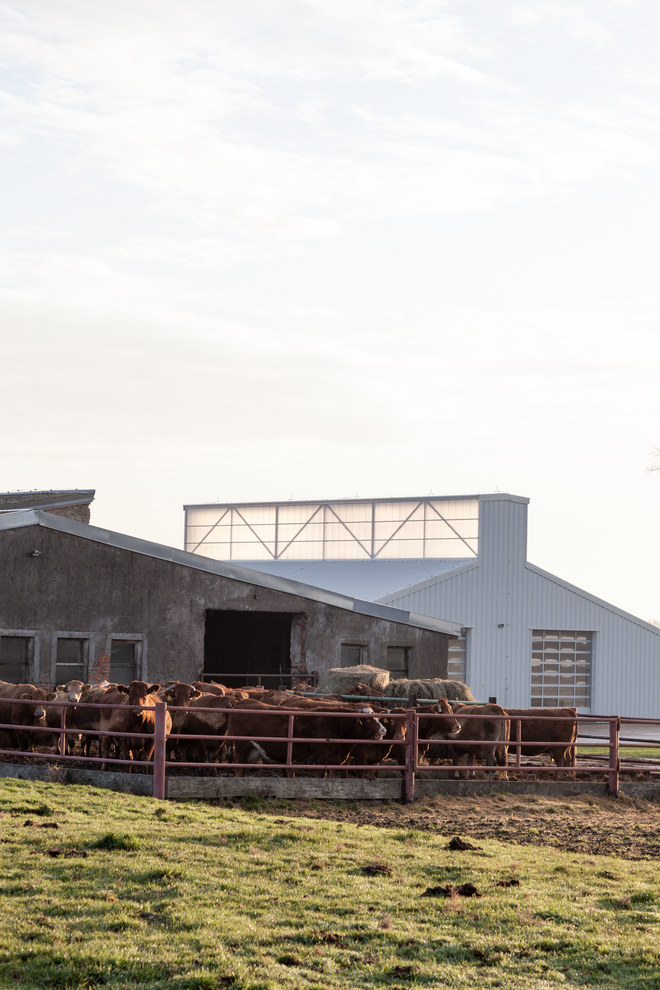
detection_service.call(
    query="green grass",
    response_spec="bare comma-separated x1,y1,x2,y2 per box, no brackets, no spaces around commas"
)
0,780,658,989
579,746,660,760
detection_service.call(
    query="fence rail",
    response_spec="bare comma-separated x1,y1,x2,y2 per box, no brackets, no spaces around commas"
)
0,697,658,802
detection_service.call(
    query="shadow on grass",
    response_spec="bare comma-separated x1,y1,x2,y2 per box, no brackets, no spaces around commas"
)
0,951,247,990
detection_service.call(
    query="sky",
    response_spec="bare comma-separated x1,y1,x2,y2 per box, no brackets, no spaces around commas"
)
2,0,659,623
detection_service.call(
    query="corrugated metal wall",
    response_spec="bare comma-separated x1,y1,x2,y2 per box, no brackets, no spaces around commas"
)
382,496,660,718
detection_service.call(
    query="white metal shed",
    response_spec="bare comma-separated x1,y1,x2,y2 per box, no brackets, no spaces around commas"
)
184,493,660,717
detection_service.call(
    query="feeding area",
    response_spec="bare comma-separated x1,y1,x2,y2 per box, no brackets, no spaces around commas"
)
0,672,658,803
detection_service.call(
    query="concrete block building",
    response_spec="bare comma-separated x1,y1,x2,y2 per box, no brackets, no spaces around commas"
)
0,507,458,689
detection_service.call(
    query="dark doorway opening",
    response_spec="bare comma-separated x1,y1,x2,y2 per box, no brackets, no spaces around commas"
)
204,611,295,686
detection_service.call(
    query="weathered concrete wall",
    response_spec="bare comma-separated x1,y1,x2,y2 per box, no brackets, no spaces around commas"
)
1,763,656,801
0,526,449,686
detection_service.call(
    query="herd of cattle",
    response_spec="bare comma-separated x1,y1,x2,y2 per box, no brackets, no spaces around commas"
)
0,677,580,778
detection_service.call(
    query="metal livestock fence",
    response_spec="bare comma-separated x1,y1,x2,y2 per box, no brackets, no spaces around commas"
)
0,697,658,802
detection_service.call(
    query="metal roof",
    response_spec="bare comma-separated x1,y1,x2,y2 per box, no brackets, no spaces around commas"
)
184,492,530,510
0,510,462,639
0,490,95,512
229,558,472,601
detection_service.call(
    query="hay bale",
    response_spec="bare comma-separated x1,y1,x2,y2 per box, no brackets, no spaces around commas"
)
318,665,391,696
387,678,475,702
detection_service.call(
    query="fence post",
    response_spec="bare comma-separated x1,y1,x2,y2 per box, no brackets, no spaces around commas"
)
514,717,521,768
608,716,620,796
286,714,294,775
59,702,67,758
404,709,417,804
153,702,167,800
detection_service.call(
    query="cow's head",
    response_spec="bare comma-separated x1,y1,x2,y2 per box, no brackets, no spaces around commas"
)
358,706,387,739
55,679,86,703
118,681,161,704
228,690,250,705
164,683,202,705
383,707,407,741
20,690,50,725
432,698,461,737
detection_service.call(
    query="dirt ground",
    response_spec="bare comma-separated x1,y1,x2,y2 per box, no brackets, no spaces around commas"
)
282,793,660,860
6,750,660,860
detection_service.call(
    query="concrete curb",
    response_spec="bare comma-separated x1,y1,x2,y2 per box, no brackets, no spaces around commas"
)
0,762,658,801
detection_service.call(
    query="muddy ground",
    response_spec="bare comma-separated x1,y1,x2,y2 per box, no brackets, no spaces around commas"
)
268,793,660,861
7,750,660,860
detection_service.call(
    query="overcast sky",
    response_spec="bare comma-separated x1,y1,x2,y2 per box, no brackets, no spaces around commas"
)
2,0,659,622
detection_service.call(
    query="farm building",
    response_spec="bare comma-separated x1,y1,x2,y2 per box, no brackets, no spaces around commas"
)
184,493,660,718
0,506,459,689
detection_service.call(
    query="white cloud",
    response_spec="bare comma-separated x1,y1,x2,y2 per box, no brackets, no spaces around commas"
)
505,1,612,46
2,0,659,271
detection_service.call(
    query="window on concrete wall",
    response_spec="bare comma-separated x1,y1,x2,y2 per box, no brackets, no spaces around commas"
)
531,630,592,710
447,636,466,681
384,647,410,679
341,644,368,666
0,636,32,681
110,640,140,685
55,637,89,685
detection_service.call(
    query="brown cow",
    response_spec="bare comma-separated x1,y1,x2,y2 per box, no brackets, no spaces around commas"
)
156,682,202,760
175,693,237,766
259,692,385,713
0,683,56,752
68,683,123,758
351,683,386,697
447,703,510,779
416,698,462,763
350,707,409,775
226,700,387,776
99,681,171,771
505,707,578,769
223,689,252,704
191,681,228,696
233,686,271,699
55,679,88,701
254,690,298,706
270,693,392,773
44,680,90,754
157,682,201,724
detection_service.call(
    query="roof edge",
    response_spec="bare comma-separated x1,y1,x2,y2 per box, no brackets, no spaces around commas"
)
376,557,481,604
525,561,660,637
183,492,529,510
0,498,95,513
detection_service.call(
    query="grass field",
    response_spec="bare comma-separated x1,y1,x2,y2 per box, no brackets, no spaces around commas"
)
578,747,660,760
0,780,658,989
